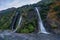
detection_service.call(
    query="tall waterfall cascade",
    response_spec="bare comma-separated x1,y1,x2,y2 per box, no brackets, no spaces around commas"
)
13,16,22,32
35,7,50,34
0,13,22,38
11,12,19,30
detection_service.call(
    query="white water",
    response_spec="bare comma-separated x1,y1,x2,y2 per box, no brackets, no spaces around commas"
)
12,12,19,30
13,16,22,32
0,12,20,38
0,15,22,38
35,7,49,34
0,30,12,38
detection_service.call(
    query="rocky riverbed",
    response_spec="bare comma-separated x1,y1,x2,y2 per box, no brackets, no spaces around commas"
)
0,31,60,40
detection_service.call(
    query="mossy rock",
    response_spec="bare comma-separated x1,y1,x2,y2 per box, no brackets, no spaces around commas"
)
51,24,57,29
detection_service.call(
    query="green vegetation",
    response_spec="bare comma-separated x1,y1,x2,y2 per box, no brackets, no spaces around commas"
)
0,1,48,33
0,0,57,33
54,6,60,11
17,24,35,33
0,8,16,30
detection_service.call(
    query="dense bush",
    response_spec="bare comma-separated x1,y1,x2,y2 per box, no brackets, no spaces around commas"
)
54,6,60,11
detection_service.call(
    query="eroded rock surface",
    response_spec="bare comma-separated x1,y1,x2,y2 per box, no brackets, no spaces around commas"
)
0,31,60,40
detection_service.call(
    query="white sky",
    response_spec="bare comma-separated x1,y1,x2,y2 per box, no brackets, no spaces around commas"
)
0,0,41,11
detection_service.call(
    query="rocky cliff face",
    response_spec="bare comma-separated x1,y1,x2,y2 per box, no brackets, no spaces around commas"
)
47,0,60,34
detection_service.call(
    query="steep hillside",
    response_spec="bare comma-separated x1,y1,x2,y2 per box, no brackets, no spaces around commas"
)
47,0,60,33
0,0,60,34
0,8,16,30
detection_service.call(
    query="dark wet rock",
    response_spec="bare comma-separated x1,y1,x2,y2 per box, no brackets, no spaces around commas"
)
0,37,4,40
0,32,60,40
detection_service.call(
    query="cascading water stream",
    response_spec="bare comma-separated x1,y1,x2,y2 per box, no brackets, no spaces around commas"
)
13,16,22,32
35,7,49,34
0,13,22,38
11,12,19,30
0,12,20,38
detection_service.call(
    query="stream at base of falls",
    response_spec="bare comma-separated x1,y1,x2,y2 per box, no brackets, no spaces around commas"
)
35,7,49,34
0,30,59,40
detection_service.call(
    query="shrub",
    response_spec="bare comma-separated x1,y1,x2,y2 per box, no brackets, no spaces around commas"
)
51,24,57,29
28,24,35,33
20,28,29,33
54,6,60,11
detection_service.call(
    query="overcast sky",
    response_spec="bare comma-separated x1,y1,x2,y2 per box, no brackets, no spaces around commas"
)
0,0,41,11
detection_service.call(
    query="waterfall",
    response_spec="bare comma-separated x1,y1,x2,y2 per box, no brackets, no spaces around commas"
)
13,16,22,32
35,7,49,34
0,15,22,38
11,12,19,30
